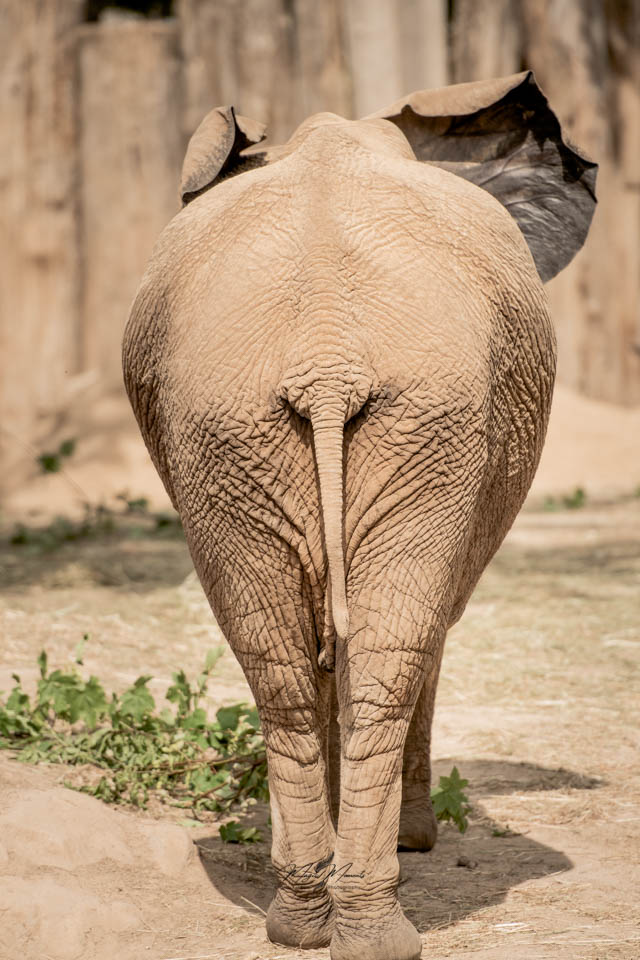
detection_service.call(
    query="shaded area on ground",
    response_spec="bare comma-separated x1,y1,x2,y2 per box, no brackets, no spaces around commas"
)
0,521,190,591
197,758,587,933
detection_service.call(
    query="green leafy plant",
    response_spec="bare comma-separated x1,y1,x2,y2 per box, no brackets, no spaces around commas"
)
37,438,76,474
6,498,182,553
116,493,150,513
543,486,587,512
563,486,586,509
0,648,470,843
152,511,183,532
9,505,115,550
0,647,267,833
430,766,471,833
218,820,262,844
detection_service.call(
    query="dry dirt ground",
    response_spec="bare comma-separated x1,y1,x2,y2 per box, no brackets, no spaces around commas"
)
0,498,638,960
0,385,639,960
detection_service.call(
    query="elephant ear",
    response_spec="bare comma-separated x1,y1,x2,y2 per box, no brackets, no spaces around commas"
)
367,71,598,282
180,106,267,205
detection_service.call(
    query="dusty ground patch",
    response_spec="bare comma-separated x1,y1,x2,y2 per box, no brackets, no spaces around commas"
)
0,500,639,959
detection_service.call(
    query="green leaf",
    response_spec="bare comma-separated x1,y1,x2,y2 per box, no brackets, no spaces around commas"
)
191,765,227,794
37,669,80,715
65,676,108,728
0,700,42,738
563,486,586,509
216,704,246,731
130,497,149,511
9,525,29,545
37,452,61,474
58,438,76,459
204,647,225,672
166,670,192,716
180,707,207,731
431,766,471,833
244,706,260,730
159,707,175,726
219,821,262,844
118,677,155,722
5,683,31,716
154,512,181,531
37,651,48,679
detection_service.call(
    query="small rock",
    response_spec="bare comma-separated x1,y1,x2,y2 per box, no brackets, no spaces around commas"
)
456,856,478,869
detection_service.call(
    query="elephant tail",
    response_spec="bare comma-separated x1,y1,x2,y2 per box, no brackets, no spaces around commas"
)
309,401,350,668
280,364,373,671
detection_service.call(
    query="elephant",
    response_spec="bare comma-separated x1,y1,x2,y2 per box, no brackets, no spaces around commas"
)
123,71,597,960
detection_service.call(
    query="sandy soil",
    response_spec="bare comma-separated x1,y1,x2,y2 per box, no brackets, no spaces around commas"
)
529,386,640,501
1,492,639,960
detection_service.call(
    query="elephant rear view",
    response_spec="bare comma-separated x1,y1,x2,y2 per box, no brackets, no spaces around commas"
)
123,72,596,960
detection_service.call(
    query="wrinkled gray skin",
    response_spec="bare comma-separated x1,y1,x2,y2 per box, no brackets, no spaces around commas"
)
123,72,597,960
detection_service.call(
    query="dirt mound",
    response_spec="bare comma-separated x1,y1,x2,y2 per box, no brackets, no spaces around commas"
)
0,754,285,960
531,384,640,498
0,758,199,960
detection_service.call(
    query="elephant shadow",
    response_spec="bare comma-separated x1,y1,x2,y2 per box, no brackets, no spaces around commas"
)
195,758,602,935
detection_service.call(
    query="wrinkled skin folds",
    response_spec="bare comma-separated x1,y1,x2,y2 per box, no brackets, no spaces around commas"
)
123,73,596,960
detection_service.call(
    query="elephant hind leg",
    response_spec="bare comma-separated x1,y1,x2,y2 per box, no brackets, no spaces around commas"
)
328,569,445,960
325,624,440,850
194,538,337,948
326,672,341,831
264,725,336,949
397,660,442,852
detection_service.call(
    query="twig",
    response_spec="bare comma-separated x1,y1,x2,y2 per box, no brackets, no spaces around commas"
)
156,954,222,960
240,895,267,916
202,899,255,914
511,937,640,947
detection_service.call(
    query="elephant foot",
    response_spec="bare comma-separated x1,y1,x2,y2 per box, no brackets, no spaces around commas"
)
330,903,422,960
266,887,335,949
398,797,438,851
